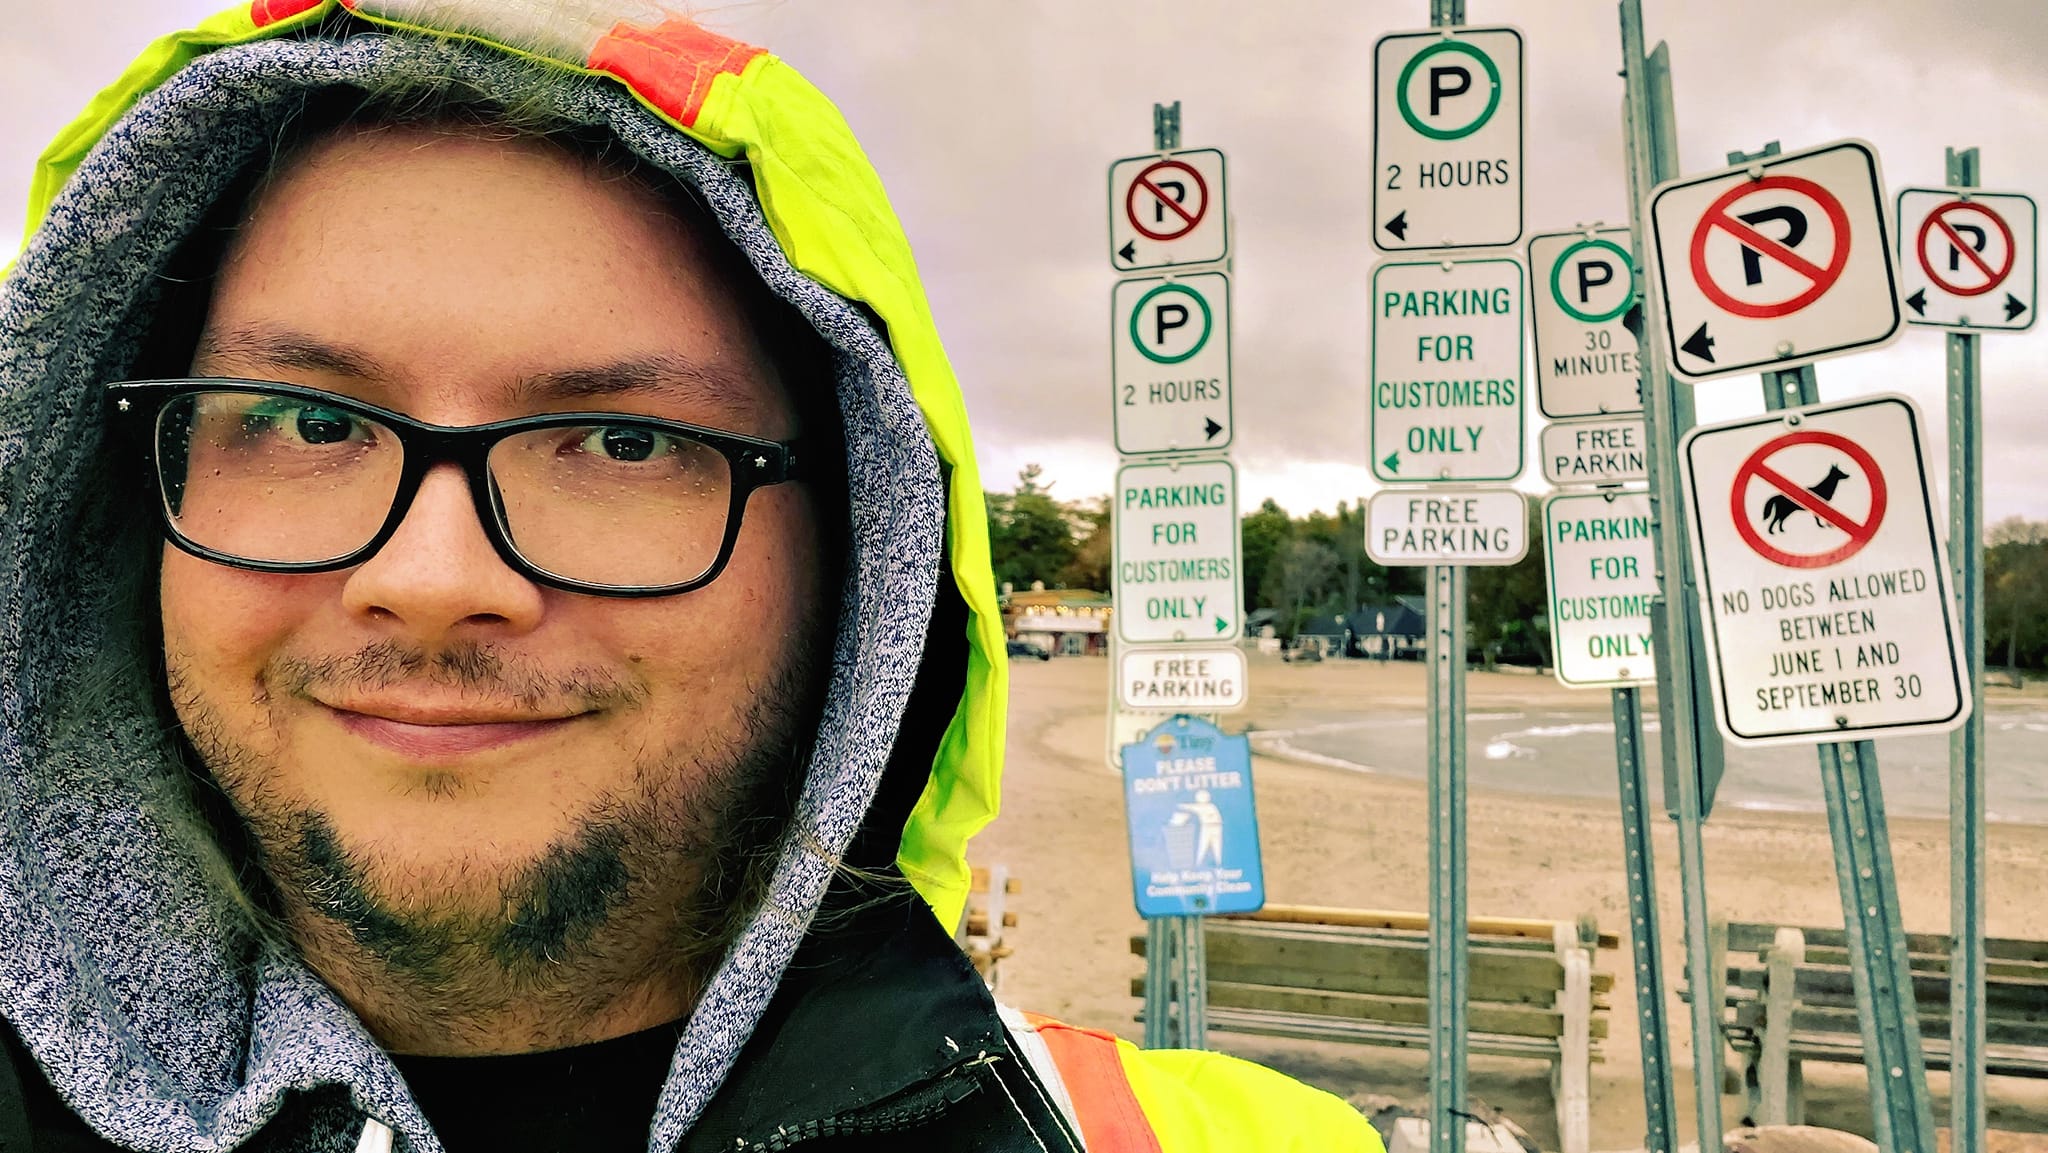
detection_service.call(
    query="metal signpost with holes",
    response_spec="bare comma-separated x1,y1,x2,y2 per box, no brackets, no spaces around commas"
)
1372,22,1524,251
1685,380,1959,1153
1616,5,1714,1149
1649,139,1903,382
1534,214,1676,1153
1906,147,2031,1153
1107,105,1249,1053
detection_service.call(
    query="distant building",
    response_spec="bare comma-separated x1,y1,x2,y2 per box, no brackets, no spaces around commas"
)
1296,598,1427,660
1001,584,1111,656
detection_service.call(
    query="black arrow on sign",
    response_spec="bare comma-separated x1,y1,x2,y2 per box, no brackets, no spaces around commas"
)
2008,294,2029,323
1384,211,1409,242
1117,240,1137,263
1906,288,1927,316
1204,416,1224,440
1681,322,1715,363
1620,302,1643,340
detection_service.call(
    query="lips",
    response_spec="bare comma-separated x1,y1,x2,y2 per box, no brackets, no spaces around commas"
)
323,702,583,760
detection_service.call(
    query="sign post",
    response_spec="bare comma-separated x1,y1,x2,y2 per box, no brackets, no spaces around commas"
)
1930,145,1993,1153
1109,105,1244,1053
1684,388,1957,1153
1617,6,1714,1150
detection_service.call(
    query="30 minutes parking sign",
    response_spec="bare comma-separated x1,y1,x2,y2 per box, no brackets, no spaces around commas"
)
1679,395,1968,745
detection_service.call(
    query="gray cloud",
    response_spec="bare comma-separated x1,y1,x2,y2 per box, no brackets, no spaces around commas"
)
4,0,2044,518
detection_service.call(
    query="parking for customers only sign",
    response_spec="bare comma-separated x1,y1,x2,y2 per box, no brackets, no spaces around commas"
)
1113,272,1232,455
1528,227,1641,418
1544,491,1656,688
1679,394,1968,745
1372,26,1524,251
1114,458,1242,643
1370,257,1525,483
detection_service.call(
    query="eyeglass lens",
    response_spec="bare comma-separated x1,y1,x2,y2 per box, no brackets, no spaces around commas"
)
155,390,734,589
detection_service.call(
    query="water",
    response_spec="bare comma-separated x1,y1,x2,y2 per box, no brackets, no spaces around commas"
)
1252,700,2048,825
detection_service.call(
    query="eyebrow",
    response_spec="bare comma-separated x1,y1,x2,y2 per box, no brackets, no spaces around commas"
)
194,325,769,423
194,324,388,380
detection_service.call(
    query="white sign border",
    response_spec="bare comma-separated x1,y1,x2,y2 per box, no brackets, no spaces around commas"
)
1111,271,1235,456
1894,186,2039,333
1647,138,1904,383
1369,24,1528,252
1678,393,1970,747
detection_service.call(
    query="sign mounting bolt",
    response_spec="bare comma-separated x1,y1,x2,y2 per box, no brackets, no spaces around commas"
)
1775,340,1795,356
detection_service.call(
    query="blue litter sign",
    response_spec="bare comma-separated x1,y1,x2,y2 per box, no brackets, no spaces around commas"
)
1121,715,1265,918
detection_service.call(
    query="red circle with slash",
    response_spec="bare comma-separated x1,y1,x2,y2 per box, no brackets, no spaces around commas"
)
1125,159,1209,242
1731,430,1887,569
1689,176,1852,319
1916,199,2015,297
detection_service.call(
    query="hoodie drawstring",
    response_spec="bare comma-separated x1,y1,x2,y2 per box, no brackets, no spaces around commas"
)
355,1117,395,1153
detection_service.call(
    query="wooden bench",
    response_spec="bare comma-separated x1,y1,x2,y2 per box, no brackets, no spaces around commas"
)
956,865,1021,989
1131,905,1616,1153
1709,921,2048,1125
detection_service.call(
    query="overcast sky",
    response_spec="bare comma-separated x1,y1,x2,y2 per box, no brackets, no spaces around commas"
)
5,1,2045,524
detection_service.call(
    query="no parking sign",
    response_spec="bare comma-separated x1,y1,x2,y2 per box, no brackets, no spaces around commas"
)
1679,395,1968,745
1896,188,2037,331
1649,140,1902,381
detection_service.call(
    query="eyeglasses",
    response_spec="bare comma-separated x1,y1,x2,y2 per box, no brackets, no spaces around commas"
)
105,379,810,597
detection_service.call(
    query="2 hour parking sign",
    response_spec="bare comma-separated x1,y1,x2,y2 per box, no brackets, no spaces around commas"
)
1649,140,1902,381
1372,26,1525,251
1112,273,1232,454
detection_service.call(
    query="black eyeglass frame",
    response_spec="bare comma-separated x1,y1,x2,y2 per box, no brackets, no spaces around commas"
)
105,377,810,598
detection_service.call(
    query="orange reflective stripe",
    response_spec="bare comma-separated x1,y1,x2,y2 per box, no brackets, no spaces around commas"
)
586,18,765,130
250,0,326,27
1020,1013,1164,1153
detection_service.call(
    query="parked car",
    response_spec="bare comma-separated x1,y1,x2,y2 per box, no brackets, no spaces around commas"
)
1006,639,1051,661
1282,639,1324,663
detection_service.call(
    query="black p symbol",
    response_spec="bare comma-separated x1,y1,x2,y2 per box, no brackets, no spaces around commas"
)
1154,303,1190,345
1951,223,1987,272
1576,260,1615,304
1429,66,1471,116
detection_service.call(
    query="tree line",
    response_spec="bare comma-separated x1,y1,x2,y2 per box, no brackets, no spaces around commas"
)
987,467,2048,677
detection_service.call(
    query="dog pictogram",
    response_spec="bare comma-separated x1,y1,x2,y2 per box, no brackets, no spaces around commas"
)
1760,464,1851,534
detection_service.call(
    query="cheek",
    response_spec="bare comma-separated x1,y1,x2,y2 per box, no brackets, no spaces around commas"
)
159,547,321,688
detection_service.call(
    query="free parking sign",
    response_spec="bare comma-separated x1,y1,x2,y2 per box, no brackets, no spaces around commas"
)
1528,227,1641,418
1896,188,2037,331
1112,273,1232,455
1679,395,1968,745
1372,26,1525,251
1650,140,1902,381
1109,149,1229,271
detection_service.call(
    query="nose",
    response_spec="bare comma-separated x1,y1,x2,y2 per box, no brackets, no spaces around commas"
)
340,462,546,640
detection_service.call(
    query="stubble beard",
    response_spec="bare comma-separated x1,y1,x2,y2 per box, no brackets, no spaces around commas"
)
166,637,822,1054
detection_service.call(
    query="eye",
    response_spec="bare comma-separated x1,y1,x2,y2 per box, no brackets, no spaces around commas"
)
293,405,358,445
579,425,665,462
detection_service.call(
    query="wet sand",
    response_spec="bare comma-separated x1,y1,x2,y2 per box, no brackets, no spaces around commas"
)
970,652,2048,1150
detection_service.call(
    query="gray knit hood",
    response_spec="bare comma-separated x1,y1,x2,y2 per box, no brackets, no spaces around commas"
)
0,11,988,1153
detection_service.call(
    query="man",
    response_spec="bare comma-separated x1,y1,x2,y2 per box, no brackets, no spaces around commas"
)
0,3,1378,1150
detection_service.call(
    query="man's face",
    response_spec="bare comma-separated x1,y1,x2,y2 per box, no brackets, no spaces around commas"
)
160,125,827,1041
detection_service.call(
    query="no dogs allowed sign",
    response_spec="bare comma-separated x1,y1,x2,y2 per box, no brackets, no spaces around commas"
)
1679,395,1968,745
1649,140,1902,381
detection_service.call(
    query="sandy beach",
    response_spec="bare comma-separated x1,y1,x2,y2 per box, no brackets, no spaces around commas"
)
970,652,2048,1150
